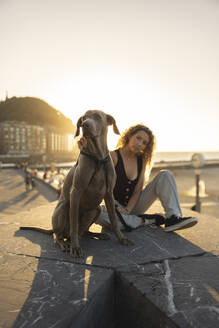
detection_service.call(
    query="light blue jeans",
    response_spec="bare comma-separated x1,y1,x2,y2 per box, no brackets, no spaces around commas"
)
98,170,182,230
131,170,182,218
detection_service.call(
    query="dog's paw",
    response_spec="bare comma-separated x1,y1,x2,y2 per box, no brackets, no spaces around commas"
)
70,246,83,258
61,244,70,252
56,240,70,252
120,237,134,246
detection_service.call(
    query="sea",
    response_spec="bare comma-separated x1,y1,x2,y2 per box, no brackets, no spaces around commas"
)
52,151,219,169
153,151,219,163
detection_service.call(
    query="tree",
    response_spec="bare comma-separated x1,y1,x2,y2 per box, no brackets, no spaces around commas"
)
0,96,76,134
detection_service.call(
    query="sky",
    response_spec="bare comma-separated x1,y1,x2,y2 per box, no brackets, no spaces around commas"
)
1,0,219,151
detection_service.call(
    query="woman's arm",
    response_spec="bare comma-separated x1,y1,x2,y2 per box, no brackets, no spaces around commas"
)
110,150,118,166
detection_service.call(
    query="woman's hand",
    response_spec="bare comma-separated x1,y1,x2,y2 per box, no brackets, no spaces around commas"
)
117,205,130,215
77,137,87,150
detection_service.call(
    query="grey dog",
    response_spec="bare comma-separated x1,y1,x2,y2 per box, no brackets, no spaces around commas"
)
20,110,133,257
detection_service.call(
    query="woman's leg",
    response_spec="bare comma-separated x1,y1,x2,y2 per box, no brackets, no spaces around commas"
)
132,170,198,232
131,170,182,218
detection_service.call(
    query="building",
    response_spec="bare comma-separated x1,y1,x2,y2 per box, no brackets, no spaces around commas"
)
45,126,77,163
0,121,76,163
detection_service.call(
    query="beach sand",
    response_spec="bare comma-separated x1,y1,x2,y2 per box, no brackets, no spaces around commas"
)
149,166,219,219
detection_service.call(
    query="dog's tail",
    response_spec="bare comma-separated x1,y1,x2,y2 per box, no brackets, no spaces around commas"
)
20,226,54,235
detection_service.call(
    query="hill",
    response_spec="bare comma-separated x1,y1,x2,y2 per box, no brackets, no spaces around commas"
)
0,96,75,133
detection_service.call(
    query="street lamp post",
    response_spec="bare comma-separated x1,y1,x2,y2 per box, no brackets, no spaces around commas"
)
191,153,205,213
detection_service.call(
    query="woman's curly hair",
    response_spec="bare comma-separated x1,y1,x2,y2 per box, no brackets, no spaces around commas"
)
116,124,156,167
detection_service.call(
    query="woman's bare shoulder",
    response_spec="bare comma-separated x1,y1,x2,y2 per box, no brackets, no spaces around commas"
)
110,150,118,166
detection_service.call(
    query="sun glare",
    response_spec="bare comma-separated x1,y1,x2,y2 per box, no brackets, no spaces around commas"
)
45,72,217,153
46,78,171,152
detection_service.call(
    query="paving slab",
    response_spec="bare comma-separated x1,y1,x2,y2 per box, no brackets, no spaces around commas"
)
0,169,58,219
0,248,114,328
0,201,219,327
175,209,219,257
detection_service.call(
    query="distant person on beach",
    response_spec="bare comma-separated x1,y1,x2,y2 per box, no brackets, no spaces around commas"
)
78,124,198,232
24,172,31,192
43,171,47,180
30,175,36,189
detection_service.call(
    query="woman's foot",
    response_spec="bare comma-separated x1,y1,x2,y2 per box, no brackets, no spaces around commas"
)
138,213,165,226
164,215,198,232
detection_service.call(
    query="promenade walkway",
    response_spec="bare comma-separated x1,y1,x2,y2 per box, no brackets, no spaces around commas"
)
0,169,58,219
0,169,219,327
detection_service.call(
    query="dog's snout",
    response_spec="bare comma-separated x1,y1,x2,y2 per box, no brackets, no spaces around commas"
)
81,115,99,137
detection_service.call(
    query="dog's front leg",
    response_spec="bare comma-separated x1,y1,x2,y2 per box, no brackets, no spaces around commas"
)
104,192,133,246
69,186,83,258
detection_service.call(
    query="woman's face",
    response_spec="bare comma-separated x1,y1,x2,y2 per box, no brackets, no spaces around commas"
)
127,130,150,155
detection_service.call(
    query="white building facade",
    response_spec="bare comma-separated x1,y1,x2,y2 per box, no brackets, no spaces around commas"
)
0,121,76,163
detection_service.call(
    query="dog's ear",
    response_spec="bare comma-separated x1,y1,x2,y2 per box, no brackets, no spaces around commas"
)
106,114,120,135
74,116,84,137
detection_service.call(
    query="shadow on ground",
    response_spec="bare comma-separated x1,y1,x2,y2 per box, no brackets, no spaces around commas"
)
8,211,219,328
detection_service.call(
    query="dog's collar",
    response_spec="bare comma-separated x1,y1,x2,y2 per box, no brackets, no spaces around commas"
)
80,150,110,165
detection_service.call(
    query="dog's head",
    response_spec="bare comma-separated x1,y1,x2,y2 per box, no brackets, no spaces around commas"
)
75,110,120,138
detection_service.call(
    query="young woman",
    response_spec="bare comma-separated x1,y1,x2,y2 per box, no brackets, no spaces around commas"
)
79,124,198,232
103,124,197,232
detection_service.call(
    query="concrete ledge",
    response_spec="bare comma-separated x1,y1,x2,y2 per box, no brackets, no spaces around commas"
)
12,259,115,328
0,202,219,327
115,271,178,328
116,256,219,327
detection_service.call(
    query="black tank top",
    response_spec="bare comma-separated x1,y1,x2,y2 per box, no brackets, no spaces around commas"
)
113,149,143,207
